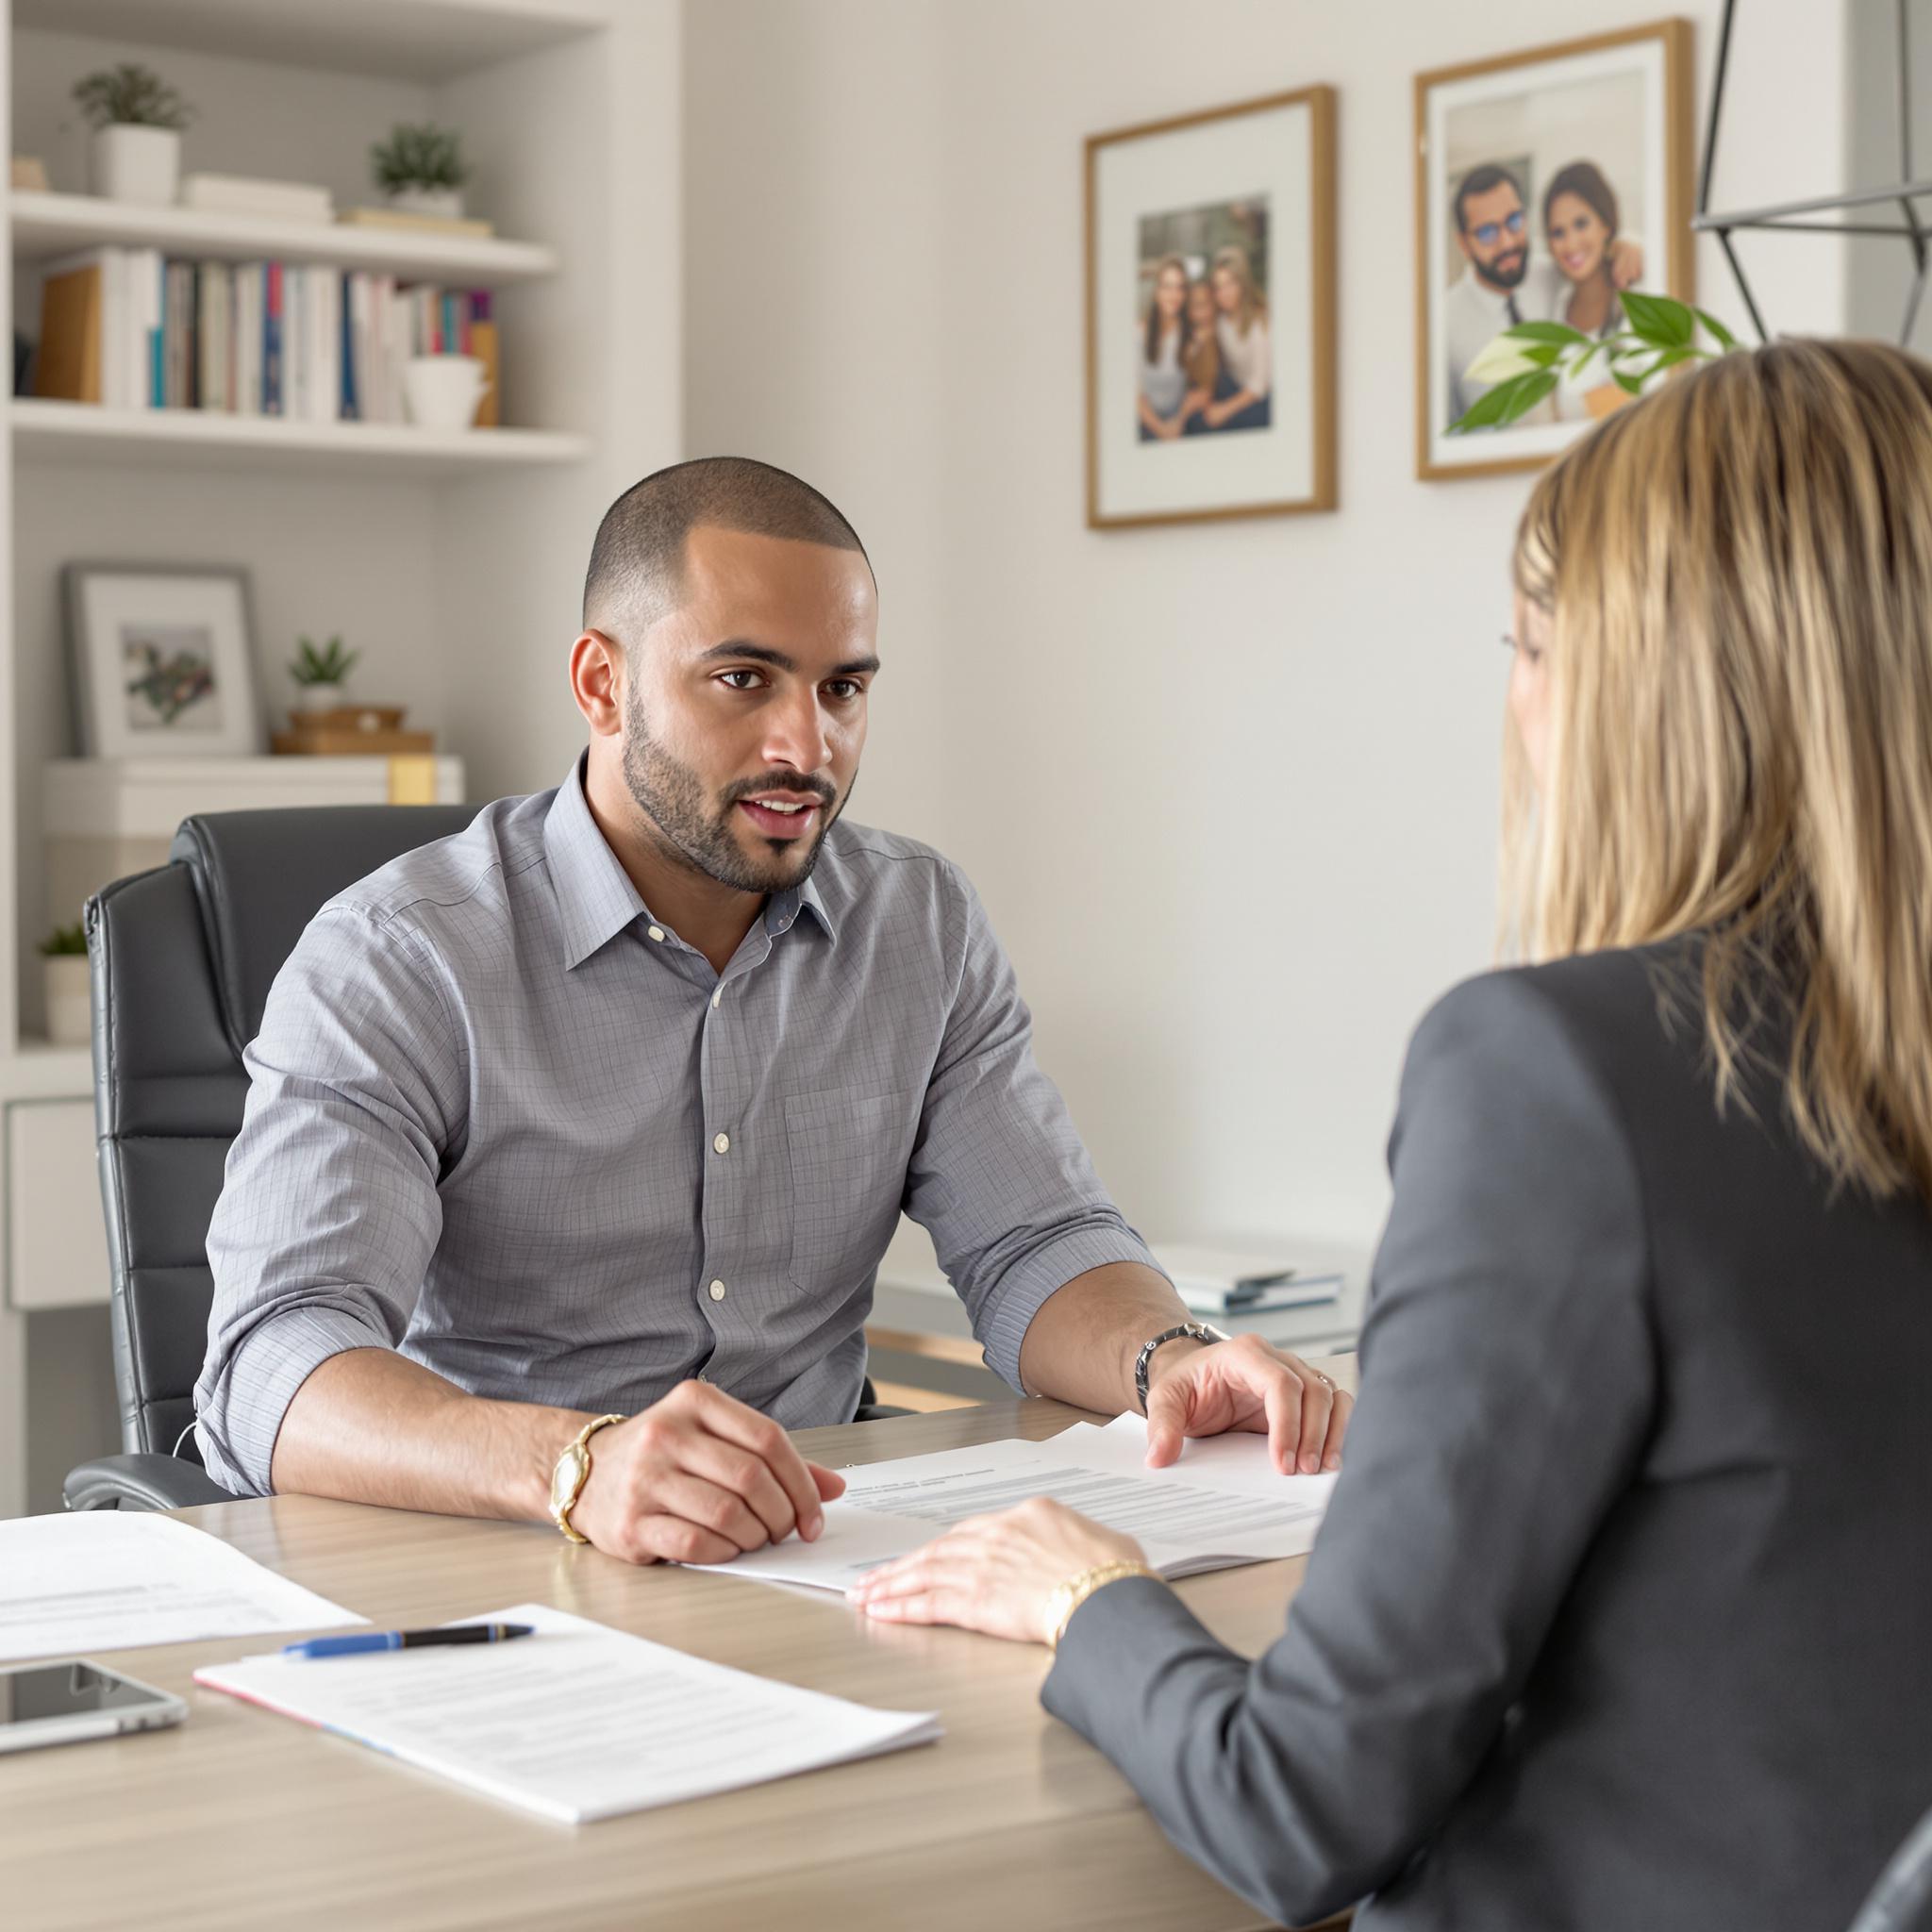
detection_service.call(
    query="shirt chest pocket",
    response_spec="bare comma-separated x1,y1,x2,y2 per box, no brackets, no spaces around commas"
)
784,1087,914,1291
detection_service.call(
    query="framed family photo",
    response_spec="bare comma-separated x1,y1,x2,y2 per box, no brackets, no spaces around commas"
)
1086,85,1336,529
1415,19,1692,481
64,562,263,758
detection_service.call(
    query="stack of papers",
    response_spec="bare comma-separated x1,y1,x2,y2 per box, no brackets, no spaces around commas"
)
195,1605,940,1823
702,1413,1337,1592
0,1512,364,1663
1153,1242,1344,1314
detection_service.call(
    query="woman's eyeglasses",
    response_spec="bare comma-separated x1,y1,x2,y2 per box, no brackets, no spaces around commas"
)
1471,209,1527,247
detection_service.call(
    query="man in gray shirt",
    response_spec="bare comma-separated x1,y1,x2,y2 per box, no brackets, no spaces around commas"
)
195,458,1350,1563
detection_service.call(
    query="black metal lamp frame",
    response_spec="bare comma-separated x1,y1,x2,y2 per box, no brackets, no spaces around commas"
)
1696,0,1925,341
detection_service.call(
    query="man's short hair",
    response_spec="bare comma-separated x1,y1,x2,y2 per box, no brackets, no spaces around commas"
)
1454,163,1524,234
581,457,871,637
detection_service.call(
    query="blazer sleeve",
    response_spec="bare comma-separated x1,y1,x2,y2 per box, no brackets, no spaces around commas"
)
1041,969,1658,1928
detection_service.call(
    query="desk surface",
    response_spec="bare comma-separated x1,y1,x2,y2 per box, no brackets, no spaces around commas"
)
6,1376,1355,1932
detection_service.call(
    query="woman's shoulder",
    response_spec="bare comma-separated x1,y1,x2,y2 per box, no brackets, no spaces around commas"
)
1407,937,1705,1116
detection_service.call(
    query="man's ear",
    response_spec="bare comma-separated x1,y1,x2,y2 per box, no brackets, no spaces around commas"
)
1454,227,1475,263
570,629,625,738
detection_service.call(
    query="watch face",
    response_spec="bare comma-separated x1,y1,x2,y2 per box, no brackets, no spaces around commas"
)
549,1443,586,1514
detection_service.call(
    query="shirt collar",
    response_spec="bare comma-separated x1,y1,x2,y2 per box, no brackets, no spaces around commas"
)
544,758,654,971
546,757,841,966
776,871,838,945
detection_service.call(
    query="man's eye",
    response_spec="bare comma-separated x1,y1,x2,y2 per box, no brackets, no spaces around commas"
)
824,679,862,701
719,670,762,691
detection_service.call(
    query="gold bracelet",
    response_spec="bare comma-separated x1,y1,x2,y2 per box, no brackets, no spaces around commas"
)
1046,1559,1158,1649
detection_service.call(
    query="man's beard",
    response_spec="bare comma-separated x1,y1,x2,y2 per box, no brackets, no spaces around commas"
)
620,693,844,894
1479,246,1529,291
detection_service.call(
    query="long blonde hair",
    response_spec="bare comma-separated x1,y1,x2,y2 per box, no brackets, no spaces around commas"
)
1210,244,1267,338
1507,338,1932,1203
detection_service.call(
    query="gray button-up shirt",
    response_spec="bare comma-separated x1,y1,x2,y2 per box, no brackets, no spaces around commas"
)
194,759,1154,1496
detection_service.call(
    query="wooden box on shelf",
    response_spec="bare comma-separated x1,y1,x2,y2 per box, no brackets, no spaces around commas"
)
273,705,435,757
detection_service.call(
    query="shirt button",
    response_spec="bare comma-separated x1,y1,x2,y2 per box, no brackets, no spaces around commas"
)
646,925,666,942
711,989,722,1008
712,1131,730,1155
708,1279,727,1302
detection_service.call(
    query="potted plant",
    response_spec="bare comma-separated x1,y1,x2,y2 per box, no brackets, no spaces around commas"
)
40,923,90,1047
289,634,358,715
370,123,469,221
72,63,193,207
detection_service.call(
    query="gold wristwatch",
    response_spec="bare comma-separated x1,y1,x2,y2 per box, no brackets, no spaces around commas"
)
549,1413,625,1542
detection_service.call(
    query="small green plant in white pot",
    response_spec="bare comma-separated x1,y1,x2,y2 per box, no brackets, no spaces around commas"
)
290,635,359,715
73,63,193,207
40,922,90,1048
371,123,469,221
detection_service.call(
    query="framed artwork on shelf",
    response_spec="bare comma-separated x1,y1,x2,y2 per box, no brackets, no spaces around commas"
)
63,562,263,758
1085,84,1336,529
1415,18,1693,481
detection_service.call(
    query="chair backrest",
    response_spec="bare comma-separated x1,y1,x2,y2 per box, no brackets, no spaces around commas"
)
88,805,476,1460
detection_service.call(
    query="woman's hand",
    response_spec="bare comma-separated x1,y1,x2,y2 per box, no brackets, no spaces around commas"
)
848,1498,1146,1644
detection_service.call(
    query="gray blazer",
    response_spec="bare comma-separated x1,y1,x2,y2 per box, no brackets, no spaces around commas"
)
1044,937,1932,1929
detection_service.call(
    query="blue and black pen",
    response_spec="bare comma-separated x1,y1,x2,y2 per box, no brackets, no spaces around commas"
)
282,1623,536,1660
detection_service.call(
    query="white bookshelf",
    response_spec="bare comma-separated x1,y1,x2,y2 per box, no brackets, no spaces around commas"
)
12,399,591,475
0,0,681,1515
11,189,562,281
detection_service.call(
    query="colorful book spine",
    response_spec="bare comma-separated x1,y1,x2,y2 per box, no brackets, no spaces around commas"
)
264,261,283,416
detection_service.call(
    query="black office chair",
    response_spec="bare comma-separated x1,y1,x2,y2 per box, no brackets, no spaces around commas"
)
62,804,901,1511
62,807,478,1511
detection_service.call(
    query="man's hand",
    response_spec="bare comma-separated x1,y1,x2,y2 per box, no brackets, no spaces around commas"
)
567,1381,845,1565
1144,1332,1353,1475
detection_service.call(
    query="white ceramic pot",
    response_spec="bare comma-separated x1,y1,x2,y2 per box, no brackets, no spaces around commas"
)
403,354,490,432
43,955,91,1048
387,187,464,220
90,124,181,207
293,684,346,715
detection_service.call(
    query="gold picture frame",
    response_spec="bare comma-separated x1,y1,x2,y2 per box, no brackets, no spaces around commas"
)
1414,19,1693,482
1085,85,1337,529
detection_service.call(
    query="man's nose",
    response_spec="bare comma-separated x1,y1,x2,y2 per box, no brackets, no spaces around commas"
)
762,690,833,774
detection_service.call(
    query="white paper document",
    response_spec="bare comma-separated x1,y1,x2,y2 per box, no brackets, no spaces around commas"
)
194,1604,941,1824
702,1415,1336,1592
0,1510,365,1664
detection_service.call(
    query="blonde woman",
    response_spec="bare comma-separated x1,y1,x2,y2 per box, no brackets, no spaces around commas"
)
1201,242,1271,431
850,341,1932,1928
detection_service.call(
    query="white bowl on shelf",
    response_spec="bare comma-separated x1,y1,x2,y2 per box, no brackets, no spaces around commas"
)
404,354,490,432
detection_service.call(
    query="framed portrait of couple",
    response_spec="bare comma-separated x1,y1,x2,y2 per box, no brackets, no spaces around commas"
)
1086,86,1337,529
1415,19,1693,481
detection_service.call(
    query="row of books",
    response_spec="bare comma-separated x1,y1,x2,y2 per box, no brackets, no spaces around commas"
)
32,248,500,426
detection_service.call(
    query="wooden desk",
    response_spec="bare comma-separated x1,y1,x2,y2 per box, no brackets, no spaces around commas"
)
5,1374,1357,1932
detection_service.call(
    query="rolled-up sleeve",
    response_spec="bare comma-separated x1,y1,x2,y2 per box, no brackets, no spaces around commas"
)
904,871,1158,1391
193,908,466,1496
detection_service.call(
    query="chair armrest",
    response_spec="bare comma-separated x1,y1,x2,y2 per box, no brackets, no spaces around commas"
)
63,1454,232,1512
854,1403,914,1423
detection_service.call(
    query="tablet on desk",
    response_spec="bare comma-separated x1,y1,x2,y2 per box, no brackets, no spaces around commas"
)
0,1660,187,1756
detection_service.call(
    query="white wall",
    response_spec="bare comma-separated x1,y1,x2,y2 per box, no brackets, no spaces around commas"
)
683,0,1854,1256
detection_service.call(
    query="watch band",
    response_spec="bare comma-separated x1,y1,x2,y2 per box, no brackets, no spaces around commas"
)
552,1411,625,1543
1133,1322,1225,1414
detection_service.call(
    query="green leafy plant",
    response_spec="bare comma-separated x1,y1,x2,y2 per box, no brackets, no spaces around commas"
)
370,124,469,194
39,923,86,958
290,635,359,688
72,63,194,131
1449,291,1741,434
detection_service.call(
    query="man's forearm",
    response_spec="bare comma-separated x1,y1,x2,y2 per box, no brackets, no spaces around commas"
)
269,1347,592,1521
1016,1261,1198,1415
